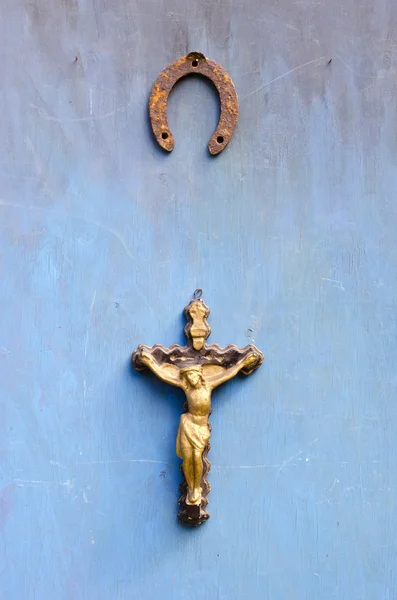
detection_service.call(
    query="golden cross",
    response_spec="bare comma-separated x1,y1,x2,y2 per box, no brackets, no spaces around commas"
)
132,291,263,526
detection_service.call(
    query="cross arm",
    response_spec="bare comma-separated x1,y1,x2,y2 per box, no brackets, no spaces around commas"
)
132,345,182,388
207,351,261,389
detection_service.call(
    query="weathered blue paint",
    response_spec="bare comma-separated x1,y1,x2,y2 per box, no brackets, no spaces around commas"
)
0,1,396,598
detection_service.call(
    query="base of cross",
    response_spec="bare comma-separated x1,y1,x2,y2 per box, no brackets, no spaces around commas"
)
178,501,210,526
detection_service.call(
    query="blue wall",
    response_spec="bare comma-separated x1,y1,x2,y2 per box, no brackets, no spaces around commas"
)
0,1,396,598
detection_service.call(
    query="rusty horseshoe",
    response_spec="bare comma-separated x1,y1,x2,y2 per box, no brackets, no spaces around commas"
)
149,52,239,155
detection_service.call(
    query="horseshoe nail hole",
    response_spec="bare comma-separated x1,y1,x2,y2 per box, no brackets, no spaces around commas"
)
192,59,199,67
217,135,224,144
161,132,169,140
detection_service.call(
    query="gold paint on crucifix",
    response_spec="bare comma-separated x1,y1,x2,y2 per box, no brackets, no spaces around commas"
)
132,291,263,526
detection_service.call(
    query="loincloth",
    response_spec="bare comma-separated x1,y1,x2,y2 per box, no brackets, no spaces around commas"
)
176,413,210,458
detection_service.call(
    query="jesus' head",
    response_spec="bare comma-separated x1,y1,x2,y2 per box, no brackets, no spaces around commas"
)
181,366,203,389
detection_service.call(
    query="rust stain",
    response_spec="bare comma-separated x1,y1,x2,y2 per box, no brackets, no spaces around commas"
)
149,52,239,156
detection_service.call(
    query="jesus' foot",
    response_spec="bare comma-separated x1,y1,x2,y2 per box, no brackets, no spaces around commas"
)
186,487,202,505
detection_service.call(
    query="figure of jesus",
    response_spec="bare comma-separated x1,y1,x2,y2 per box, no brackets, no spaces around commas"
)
140,351,258,506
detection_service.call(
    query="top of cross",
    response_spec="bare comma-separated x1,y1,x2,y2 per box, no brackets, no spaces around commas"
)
132,292,263,376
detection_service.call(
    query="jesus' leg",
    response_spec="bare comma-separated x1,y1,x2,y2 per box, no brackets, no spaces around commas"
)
188,449,203,505
182,448,196,504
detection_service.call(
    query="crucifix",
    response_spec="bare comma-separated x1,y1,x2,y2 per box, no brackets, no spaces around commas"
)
132,290,263,526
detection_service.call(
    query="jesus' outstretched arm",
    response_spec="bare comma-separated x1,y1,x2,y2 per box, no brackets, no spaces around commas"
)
139,351,182,388
207,353,259,389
